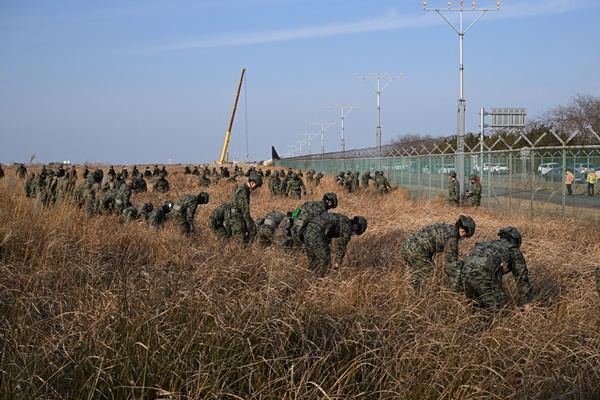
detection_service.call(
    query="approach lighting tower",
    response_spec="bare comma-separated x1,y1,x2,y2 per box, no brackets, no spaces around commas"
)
423,1,500,194
326,103,360,154
309,120,336,155
299,131,319,155
355,72,402,153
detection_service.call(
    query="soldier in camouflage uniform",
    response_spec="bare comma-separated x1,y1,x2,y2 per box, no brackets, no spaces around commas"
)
153,173,170,193
171,192,210,235
230,174,262,243
314,172,324,187
361,170,372,188
279,171,289,196
374,171,392,194
268,172,281,196
121,202,153,224
256,210,288,246
121,166,128,179
144,166,152,178
286,173,307,199
131,176,147,193
114,183,132,215
97,188,119,215
465,174,481,207
198,171,211,187
303,213,367,277
148,200,173,228
449,227,532,312
208,202,232,240
16,163,27,179
132,165,140,178
25,172,36,198
290,192,338,247
448,171,460,206
401,215,476,290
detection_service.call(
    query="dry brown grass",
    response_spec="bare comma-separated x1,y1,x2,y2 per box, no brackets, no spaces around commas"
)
0,165,599,399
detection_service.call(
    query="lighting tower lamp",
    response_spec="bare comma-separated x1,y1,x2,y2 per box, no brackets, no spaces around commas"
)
326,103,360,154
423,0,500,194
354,72,402,154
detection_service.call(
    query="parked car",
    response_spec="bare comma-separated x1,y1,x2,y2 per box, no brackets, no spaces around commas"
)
569,163,595,176
437,164,456,174
491,163,509,174
544,167,585,183
538,162,562,175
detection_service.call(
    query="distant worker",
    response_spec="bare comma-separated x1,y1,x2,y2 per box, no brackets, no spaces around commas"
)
448,171,460,206
465,174,482,207
586,168,598,196
449,227,532,312
303,213,367,277
401,215,476,291
230,174,262,243
171,192,210,235
565,169,574,195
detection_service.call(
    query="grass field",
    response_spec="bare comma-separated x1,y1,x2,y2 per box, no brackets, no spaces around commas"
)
0,165,599,399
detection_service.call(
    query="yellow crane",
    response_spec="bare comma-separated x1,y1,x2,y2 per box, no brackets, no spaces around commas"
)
219,68,246,163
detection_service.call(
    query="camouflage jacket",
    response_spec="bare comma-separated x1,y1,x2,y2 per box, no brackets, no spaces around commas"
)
463,238,532,304
291,200,328,236
153,177,170,193
303,213,354,265
402,223,460,265
469,181,482,198
209,203,231,225
448,179,460,201
172,194,198,223
231,183,256,234
286,177,306,196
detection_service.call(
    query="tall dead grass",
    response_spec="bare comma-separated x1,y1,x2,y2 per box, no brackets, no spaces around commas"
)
0,166,598,399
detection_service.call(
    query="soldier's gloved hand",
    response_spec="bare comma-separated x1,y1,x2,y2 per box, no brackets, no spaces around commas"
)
189,222,195,232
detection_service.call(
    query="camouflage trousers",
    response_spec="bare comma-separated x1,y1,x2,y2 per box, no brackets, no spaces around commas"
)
449,257,507,311
400,245,435,286
303,231,332,277
209,219,230,241
230,216,256,244
289,190,302,200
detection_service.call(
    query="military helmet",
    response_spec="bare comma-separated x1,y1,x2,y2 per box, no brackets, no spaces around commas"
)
322,192,338,209
163,200,174,213
197,191,210,204
351,215,368,235
469,173,477,180
457,215,476,238
449,171,457,178
144,202,154,212
498,226,522,248
292,173,298,179
249,173,263,187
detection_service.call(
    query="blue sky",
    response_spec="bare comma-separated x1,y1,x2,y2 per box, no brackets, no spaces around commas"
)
1,0,598,165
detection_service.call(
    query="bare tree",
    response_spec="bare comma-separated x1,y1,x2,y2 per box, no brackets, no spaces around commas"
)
536,93,600,144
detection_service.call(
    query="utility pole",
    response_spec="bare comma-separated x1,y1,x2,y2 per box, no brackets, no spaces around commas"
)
423,1,500,195
299,131,318,155
326,103,359,154
309,120,336,155
355,72,402,152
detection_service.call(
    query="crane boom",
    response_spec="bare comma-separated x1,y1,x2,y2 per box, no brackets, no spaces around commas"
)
219,67,246,163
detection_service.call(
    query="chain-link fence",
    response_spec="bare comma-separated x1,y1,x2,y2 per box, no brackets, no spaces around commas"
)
273,129,600,222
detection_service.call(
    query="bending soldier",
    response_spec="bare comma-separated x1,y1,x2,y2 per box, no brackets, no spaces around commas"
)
230,174,262,243
303,214,367,277
209,203,232,240
290,192,338,247
401,215,476,290
449,227,532,312
172,192,210,235
148,200,173,228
